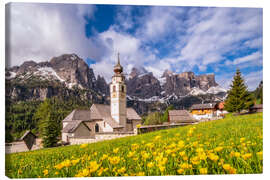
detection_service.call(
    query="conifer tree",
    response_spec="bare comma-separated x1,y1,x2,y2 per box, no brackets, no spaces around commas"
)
225,69,254,113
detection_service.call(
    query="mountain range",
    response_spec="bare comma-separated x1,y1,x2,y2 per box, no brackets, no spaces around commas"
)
5,54,227,114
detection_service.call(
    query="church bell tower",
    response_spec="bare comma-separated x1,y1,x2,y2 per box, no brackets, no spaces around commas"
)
110,53,127,130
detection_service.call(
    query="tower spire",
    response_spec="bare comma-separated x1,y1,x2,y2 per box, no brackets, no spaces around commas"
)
117,52,120,65
114,52,123,74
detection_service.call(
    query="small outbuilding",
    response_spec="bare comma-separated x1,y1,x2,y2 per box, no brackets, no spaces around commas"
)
20,130,37,150
249,104,263,113
168,110,198,123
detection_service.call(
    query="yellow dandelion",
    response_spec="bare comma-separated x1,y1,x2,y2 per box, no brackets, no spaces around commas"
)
43,169,48,176
147,162,154,168
214,146,223,152
117,167,126,174
154,135,162,141
208,153,219,161
178,141,185,149
228,167,236,174
127,151,135,158
199,168,208,174
179,151,186,157
222,164,231,171
71,159,80,166
109,156,121,165
113,148,119,153
80,144,88,148
257,151,263,160
131,143,139,151
137,172,145,176
55,171,59,175
101,154,108,160
89,161,100,173
240,137,245,143
159,166,165,172
177,168,184,174
242,153,252,160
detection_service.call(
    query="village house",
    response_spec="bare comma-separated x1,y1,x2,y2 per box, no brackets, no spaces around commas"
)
168,110,198,124
61,54,142,144
190,103,218,120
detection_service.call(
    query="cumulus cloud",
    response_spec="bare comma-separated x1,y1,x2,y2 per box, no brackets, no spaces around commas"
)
6,4,262,89
233,51,262,65
6,3,97,67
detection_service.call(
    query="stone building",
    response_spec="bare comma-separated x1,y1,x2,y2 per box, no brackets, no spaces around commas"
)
61,54,141,143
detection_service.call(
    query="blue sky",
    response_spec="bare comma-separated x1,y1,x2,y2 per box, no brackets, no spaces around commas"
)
8,3,262,90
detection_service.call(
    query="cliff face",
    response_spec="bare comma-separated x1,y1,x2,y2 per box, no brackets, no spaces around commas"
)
6,54,105,104
126,68,162,99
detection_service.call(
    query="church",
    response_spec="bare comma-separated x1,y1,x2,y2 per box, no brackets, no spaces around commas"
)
61,55,142,143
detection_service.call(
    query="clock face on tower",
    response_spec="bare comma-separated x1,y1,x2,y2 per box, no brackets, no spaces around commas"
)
120,92,125,98
112,92,116,98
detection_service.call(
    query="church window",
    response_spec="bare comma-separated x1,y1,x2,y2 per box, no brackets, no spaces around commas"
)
95,123,99,132
113,85,116,92
121,85,125,92
104,122,106,127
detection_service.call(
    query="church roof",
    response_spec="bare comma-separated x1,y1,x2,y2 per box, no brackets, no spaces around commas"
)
63,109,91,122
90,104,141,127
62,121,91,133
127,108,141,120
90,104,123,128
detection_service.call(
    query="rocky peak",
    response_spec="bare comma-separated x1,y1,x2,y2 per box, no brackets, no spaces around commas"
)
49,54,96,89
129,66,148,79
162,69,174,77
126,68,161,99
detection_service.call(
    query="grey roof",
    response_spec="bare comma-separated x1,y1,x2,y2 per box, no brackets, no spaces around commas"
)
127,108,141,120
169,110,197,123
90,104,123,128
62,121,91,133
20,130,37,141
190,103,217,110
63,109,91,122
251,104,263,109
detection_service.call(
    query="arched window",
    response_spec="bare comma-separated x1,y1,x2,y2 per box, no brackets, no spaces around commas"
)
95,123,99,133
121,85,125,92
113,85,116,92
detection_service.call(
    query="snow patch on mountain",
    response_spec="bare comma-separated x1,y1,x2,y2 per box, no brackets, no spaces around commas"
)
6,71,17,79
189,87,207,96
158,77,167,86
36,67,65,82
206,86,227,94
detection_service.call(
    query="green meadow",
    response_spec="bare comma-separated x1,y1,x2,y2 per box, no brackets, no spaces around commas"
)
6,113,263,178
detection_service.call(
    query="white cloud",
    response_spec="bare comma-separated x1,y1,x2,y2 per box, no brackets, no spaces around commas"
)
233,51,262,65
244,70,263,90
177,7,262,71
6,3,97,67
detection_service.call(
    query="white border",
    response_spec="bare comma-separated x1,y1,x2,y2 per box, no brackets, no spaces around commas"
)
0,1,268,180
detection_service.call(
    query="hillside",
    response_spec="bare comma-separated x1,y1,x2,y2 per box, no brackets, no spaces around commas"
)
6,113,263,178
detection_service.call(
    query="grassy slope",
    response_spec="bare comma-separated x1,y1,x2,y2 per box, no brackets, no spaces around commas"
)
6,113,263,178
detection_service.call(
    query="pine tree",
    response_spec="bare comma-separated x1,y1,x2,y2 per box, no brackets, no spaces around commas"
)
162,105,174,123
35,99,61,148
225,69,254,113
